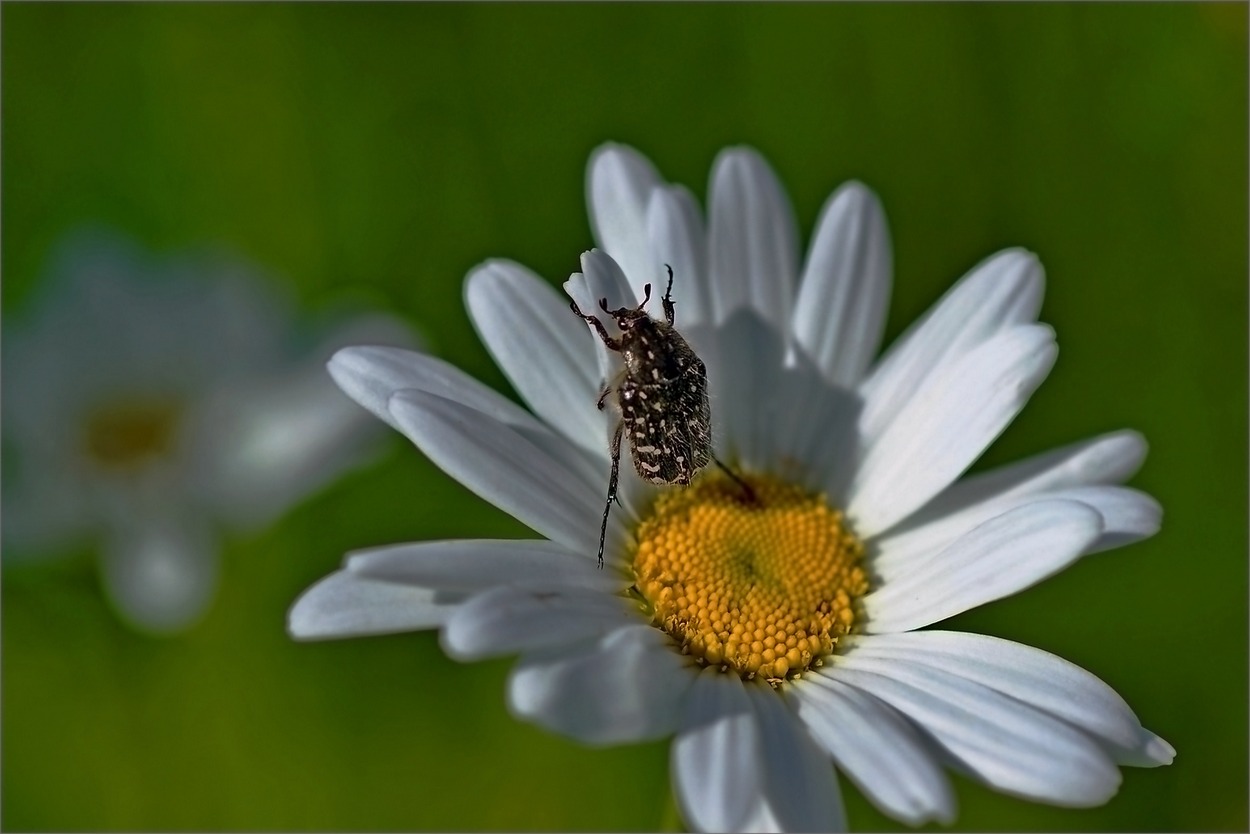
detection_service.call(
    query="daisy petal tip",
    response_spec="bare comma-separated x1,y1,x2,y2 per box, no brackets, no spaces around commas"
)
834,178,882,206
1142,731,1176,766
1110,429,1150,474
325,344,357,372
588,141,645,169
437,621,476,662
324,344,387,389
286,580,345,642
463,259,505,296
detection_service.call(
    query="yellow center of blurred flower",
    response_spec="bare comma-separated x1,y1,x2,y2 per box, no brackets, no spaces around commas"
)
83,399,180,470
632,471,868,684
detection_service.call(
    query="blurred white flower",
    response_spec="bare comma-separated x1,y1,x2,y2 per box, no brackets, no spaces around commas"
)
290,145,1172,830
4,231,414,634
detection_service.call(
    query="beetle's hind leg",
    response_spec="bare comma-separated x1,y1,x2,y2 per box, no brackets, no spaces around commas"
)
711,453,758,505
595,418,626,569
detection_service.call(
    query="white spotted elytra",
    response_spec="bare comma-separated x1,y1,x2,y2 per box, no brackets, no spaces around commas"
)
571,265,753,568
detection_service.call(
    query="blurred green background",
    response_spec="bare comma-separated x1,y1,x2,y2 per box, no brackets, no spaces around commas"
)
3,3,1245,831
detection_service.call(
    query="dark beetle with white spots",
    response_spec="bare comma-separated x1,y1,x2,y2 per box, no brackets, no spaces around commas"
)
571,265,751,568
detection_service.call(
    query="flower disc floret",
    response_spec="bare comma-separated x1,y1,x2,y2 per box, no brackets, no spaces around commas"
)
632,472,868,682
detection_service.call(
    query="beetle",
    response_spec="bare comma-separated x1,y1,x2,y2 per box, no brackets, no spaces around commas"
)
570,265,752,568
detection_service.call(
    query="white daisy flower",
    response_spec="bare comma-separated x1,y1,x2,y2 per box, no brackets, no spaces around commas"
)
289,144,1173,830
4,231,413,634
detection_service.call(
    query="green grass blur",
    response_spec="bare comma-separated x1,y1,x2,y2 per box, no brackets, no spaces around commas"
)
2,3,1245,831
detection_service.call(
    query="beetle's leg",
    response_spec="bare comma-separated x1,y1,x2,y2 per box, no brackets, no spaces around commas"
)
596,383,613,411
570,299,622,351
661,264,676,326
712,453,758,504
597,418,626,569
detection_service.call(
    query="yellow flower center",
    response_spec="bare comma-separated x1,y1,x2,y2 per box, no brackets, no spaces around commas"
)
631,471,868,684
82,398,181,470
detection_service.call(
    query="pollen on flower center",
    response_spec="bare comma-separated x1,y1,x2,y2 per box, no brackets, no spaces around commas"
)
631,471,868,683
82,399,181,470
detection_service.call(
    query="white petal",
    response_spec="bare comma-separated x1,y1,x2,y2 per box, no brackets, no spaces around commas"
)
909,429,1148,520
863,500,1103,633
745,684,847,832
328,345,531,433
710,309,787,472
329,345,605,491
442,585,638,660
465,259,609,460
647,185,712,327
346,538,617,592
874,430,1151,567
673,670,763,832
789,673,955,825
843,632,1174,767
847,324,1058,537
387,389,622,559
287,570,461,640
99,511,218,634
587,143,665,300
508,625,693,745
708,148,799,331
1064,485,1162,553
575,247,641,313
764,351,861,496
822,652,1123,807
875,485,1161,574
792,182,893,388
858,249,1045,446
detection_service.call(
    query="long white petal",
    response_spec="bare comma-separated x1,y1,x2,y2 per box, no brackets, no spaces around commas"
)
465,259,609,460
874,430,1151,567
708,147,799,331
328,344,528,433
792,182,893,388
745,684,847,832
587,143,665,300
442,585,638,660
508,625,694,745
388,389,622,559
863,500,1103,633
711,309,788,472
328,345,605,491
847,324,1058,537
287,570,461,640
647,185,712,327
906,429,1148,523
821,655,1123,807
874,485,1161,574
764,352,861,497
673,670,763,833
858,248,1044,446
843,632,1175,767
346,538,617,591
788,673,955,825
